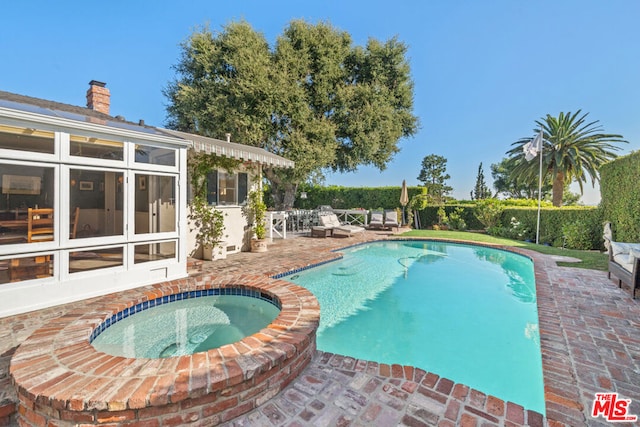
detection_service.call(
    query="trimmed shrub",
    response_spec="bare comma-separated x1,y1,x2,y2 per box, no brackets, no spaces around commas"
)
446,207,467,231
417,205,485,230
473,199,504,230
562,220,594,250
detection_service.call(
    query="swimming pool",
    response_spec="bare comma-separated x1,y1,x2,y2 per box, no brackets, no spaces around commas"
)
285,240,545,414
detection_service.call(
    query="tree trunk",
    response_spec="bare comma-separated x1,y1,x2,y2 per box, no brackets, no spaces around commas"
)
552,171,564,207
263,168,298,210
282,183,297,209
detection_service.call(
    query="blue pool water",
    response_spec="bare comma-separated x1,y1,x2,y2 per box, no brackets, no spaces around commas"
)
285,240,545,414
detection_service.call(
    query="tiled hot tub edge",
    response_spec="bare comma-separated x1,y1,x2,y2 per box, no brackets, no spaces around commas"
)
10,274,320,427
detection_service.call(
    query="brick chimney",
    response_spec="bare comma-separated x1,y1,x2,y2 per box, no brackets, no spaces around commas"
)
86,80,110,115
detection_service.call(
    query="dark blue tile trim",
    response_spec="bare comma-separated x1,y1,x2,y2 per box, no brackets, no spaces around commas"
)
271,238,532,281
90,287,281,344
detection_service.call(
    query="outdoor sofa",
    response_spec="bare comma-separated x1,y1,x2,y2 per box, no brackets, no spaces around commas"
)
608,241,640,299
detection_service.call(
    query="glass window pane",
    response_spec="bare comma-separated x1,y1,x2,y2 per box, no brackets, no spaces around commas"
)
0,254,54,284
206,171,218,205
0,125,54,154
70,169,124,238
70,135,123,160
135,174,176,234
238,173,248,205
69,247,123,273
218,172,236,205
134,241,176,264
0,164,55,245
135,144,176,166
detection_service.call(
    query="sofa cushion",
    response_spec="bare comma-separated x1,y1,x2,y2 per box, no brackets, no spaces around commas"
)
628,248,640,264
611,242,631,257
614,253,634,273
610,242,640,257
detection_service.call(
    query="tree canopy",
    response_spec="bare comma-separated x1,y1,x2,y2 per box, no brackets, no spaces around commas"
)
165,20,419,208
491,157,550,199
471,162,491,200
505,110,626,206
416,154,452,204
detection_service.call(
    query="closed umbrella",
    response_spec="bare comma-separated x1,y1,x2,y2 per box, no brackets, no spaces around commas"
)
400,180,409,225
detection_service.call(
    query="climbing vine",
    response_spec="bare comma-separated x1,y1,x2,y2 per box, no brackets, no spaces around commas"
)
187,151,246,253
188,151,244,198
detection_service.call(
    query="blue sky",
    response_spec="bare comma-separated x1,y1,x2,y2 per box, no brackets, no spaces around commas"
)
2,1,639,204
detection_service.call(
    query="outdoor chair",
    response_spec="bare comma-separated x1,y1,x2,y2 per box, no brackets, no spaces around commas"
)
316,213,365,237
369,211,384,229
384,210,400,231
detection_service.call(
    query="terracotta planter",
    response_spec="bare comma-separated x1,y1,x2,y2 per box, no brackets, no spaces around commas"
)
251,238,268,253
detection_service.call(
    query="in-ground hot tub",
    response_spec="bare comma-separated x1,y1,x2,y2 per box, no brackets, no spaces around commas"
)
91,291,282,358
10,274,320,426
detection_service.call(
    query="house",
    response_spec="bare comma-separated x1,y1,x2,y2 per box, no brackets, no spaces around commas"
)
160,129,294,259
0,81,293,317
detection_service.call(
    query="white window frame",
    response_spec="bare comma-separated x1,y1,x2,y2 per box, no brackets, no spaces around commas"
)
0,159,59,256
128,171,180,243
205,169,249,207
0,120,60,163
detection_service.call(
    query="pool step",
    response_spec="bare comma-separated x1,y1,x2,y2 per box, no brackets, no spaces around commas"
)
332,258,366,276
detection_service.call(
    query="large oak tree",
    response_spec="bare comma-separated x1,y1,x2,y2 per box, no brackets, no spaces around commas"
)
165,20,418,208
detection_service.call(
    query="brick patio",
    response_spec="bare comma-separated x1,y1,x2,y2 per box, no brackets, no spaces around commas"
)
1,229,639,426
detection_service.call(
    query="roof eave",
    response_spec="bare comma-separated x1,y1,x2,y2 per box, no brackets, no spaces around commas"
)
0,106,189,148
160,129,294,169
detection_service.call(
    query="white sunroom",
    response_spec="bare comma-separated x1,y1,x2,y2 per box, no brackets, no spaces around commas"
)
0,90,189,317
0,82,295,318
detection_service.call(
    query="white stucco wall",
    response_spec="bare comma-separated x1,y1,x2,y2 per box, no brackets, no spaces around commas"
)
186,205,251,259
186,166,261,259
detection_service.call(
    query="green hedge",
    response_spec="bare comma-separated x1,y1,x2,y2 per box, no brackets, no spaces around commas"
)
293,185,605,249
600,151,640,242
417,204,603,249
417,205,485,230
293,185,424,210
501,207,603,248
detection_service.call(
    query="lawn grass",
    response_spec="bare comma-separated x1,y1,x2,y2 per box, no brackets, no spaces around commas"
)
401,229,608,271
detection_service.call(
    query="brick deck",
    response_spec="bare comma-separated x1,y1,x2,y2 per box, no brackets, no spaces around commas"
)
1,229,640,426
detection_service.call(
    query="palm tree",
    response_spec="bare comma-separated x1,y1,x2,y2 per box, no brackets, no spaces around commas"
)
506,110,626,207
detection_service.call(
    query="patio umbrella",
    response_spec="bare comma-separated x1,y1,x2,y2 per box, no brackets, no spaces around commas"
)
400,179,409,225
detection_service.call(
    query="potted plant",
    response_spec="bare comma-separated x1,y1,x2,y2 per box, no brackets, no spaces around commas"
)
189,196,227,260
246,189,268,252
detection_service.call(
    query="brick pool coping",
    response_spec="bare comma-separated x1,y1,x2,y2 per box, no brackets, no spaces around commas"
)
385,239,589,425
10,273,320,426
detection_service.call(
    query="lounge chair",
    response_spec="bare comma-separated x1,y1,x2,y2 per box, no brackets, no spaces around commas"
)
369,211,384,229
317,213,365,237
384,210,400,231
